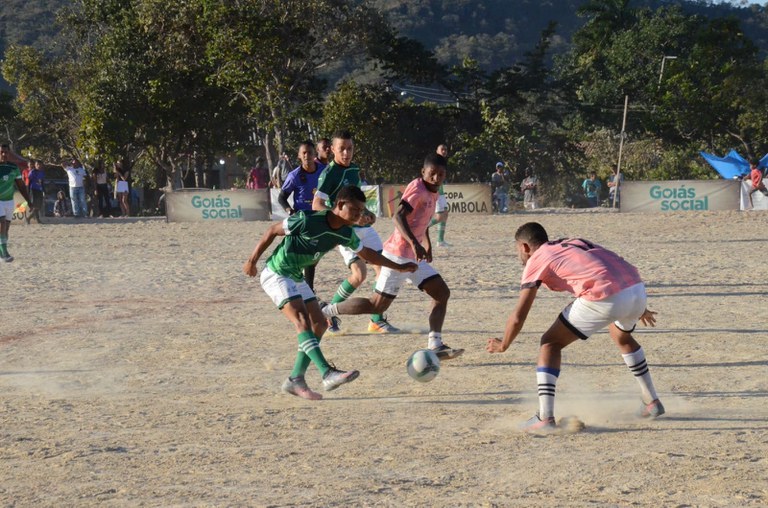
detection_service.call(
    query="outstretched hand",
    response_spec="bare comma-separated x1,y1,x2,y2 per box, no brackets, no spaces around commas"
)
639,308,657,327
486,337,507,353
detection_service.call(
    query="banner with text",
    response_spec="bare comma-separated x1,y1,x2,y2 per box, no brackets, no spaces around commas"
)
621,180,740,213
166,189,270,222
380,183,492,217
11,191,29,222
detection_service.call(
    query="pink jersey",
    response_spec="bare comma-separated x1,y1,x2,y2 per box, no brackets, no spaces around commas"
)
383,178,438,259
521,238,642,301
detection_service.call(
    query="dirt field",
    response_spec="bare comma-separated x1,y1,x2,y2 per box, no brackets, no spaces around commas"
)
2,210,766,506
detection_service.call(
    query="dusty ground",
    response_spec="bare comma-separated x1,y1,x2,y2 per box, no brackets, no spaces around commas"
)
1,209,767,506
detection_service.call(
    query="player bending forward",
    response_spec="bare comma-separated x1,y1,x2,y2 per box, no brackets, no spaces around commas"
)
487,222,664,431
243,185,417,401
322,153,464,360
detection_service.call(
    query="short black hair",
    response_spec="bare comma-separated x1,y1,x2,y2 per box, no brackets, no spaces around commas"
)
318,137,331,145
299,139,315,150
515,222,549,247
336,185,366,204
332,130,353,142
424,153,447,169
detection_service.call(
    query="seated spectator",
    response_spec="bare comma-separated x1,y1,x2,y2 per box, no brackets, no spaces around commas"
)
54,190,71,217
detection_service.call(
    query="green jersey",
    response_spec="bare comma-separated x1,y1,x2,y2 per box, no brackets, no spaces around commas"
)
266,210,361,281
0,162,22,201
315,160,360,208
438,184,445,196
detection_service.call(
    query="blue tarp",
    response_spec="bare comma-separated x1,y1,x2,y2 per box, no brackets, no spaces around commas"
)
700,150,768,179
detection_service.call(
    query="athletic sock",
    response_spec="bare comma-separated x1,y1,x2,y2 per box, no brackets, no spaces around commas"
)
428,331,443,350
0,235,7,257
331,279,356,304
437,222,446,242
370,313,383,323
321,303,339,318
622,347,659,404
428,218,439,228
536,367,560,419
295,331,330,377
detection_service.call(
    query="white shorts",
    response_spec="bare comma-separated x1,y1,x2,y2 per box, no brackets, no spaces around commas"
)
560,283,647,339
260,266,316,309
0,200,15,221
435,194,448,213
339,226,382,266
374,251,440,297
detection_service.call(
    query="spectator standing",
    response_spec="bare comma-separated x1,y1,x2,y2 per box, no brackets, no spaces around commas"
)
114,161,130,217
607,167,624,208
271,152,292,188
246,157,270,189
491,162,509,213
93,162,113,217
582,172,601,208
26,160,45,224
521,170,538,210
64,158,89,218
748,159,768,207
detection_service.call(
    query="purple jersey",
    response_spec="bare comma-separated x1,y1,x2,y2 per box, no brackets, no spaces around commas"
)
281,164,323,211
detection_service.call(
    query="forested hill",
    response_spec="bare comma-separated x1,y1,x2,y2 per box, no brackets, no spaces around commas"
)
1,0,766,88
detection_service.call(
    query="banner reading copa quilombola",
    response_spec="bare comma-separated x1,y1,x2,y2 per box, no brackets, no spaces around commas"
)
621,180,740,213
166,189,270,222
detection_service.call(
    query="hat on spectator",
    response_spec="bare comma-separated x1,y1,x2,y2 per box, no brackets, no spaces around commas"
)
496,162,504,168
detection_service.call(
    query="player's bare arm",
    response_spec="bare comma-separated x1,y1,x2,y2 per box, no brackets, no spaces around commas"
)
356,208,376,226
487,287,538,353
358,247,418,273
394,200,429,262
312,194,330,211
242,222,285,277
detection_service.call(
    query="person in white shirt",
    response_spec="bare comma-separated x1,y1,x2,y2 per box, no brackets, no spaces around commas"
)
64,158,89,218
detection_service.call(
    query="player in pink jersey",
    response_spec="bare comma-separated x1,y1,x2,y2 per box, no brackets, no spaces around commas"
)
487,222,664,432
322,153,464,360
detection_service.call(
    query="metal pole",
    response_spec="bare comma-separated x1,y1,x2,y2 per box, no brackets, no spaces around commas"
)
613,95,629,209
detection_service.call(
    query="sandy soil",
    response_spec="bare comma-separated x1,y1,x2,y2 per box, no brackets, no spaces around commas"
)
1,210,767,507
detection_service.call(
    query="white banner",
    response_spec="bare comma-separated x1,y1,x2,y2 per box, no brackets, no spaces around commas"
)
621,180,740,213
740,179,768,210
166,189,270,222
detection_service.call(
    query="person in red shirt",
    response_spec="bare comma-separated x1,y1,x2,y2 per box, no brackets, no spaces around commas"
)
487,222,664,432
748,159,768,208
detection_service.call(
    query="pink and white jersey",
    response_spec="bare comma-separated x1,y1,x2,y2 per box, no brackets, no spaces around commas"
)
383,178,438,259
521,238,642,301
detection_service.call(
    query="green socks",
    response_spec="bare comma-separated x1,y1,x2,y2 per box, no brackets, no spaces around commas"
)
0,235,7,257
437,222,446,242
331,279,356,304
291,331,329,378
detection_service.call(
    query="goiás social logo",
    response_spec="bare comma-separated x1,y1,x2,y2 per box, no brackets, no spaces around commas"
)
648,184,708,211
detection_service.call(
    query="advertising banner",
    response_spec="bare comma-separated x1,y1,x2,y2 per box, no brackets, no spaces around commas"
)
621,180,740,213
270,185,381,220
380,184,492,217
166,189,270,222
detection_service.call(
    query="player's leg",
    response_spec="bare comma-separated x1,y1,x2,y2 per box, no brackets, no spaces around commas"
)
0,205,12,261
418,272,463,360
609,324,664,417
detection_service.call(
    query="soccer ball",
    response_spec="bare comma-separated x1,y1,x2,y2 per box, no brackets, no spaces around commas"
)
406,349,440,383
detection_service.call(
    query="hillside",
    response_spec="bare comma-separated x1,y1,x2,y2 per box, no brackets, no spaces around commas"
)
1,0,766,92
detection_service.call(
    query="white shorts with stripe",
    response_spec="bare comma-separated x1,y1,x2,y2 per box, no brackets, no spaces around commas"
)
560,283,647,339
0,200,15,221
260,266,316,309
435,194,448,213
374,251,440,297
338,226,383,266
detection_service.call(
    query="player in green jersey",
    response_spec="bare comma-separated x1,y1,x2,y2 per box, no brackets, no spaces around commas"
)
244,185,417,400
312,130,397,334
0,145,33,262
428,144,451,247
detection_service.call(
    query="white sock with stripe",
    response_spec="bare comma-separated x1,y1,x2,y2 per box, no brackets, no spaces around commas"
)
622,347,659,404
536,367,559,419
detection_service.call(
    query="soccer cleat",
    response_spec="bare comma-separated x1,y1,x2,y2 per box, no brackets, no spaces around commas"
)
521,413,557,433
436,241,452,248
430,344,464,360
327,316,342,334
368,317,400,334
322,368,360,391
1,254,14,263
638,399,665,418
281,376,323,401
